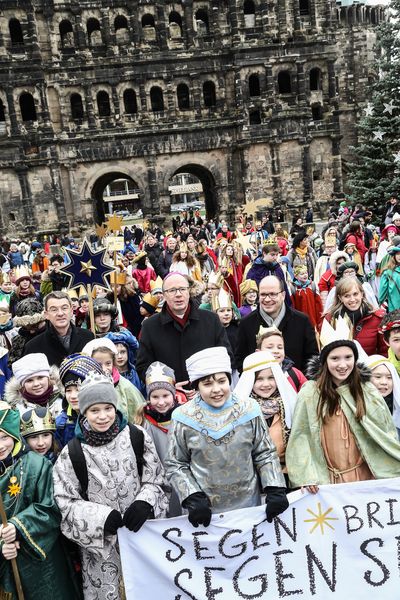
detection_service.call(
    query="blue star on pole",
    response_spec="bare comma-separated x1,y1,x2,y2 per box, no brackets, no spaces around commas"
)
61,240,114,290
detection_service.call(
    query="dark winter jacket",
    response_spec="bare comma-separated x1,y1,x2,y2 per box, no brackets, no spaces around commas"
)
136,301,233,382
325,309,387,357
157,249,175,278
55,405,78,448
235,306,319,372
145,244,163,270
23,322,94,366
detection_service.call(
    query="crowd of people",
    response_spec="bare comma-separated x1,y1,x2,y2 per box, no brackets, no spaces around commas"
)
1,195,400,599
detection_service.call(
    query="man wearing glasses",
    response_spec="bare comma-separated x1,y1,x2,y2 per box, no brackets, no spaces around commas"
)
236,275,318,372
23,291,94,366
136,273,232,397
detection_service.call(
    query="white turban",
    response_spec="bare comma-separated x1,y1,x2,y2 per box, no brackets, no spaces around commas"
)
365,354,400,429
234,350,297,428
186,347,232,383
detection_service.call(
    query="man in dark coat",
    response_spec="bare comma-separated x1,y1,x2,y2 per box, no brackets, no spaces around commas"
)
235,275,318,372
136,273,232,396
23,291,94,366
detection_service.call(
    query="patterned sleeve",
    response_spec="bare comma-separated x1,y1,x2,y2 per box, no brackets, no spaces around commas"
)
164,420,203,503
134,426,169,518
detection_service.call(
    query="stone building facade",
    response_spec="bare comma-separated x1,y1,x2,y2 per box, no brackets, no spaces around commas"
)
0,0,386,235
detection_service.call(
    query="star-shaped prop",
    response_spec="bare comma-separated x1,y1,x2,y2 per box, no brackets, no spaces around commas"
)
105,213,124,233
393,151,400,164
61,240,114,290
95,223,108,239
364,103,374,117
383,100,395,115
373,130,385,141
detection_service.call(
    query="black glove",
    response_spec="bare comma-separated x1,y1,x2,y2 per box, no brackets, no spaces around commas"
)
182,492,212,528
265,486,289,523
104,510,123,535
123,500,154,533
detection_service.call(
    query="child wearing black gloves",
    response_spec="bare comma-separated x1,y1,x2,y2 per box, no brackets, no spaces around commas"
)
53,372,168,599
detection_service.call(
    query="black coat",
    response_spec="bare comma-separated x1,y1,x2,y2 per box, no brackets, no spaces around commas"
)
235,307,318,372
22,322,94,367
136,302,233,383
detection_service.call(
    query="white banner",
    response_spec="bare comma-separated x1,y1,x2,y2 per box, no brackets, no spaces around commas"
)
119,478,400,600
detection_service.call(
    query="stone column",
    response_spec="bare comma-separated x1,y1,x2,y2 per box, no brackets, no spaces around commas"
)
183,0,195,48
296,60,306,104
83,85,96,128
100,9,112,50
331,136,343,195
27,10,41,58
5,88,19,134
270,142,282,206
265,64,275,103
328,60,337,100
300,139,313,204
292,0,302,33
38,82,52,128
156,4,168,50
191,77,202,117
139,79,147,111
74,14,86,50
15,165,37,230
145,157,159,217
48,155,68,226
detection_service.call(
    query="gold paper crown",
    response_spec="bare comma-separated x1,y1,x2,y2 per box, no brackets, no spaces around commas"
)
141,292,159,310
132,250,147,263
20,409,56,438
150,276,163,293
239,279,258,297
324,233,337,246
0,272,12,285
14,265,32,283
211,288,232,312
208,271,224,288
319,316,353,349
179,242,188,253
256,325,283,343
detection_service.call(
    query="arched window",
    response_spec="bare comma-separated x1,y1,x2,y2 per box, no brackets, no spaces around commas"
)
311,104,323,120
195,9,209,34
249,109,261,125
97,91,111,117
59,20,74,48
177,84,190,110
203,81,216,107
0,100,5,122
150,87,164,112
278,71,292,94
169,11,182,38
142,14,155,27
123,89,138,114
244,1,256,27
309,68,322,91
299,0,310,16
115,15,128,31
70,94,84,120
19,93,37,121
249,74,261,97
9,19,24,46
87,18,102,46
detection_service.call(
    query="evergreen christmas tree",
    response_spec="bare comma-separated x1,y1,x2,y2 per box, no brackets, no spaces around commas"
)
347,0,400,215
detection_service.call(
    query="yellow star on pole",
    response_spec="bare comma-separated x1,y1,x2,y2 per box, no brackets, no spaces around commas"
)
304,502,338,534
95,223,108,239
80,259,97,276
105,213,124,233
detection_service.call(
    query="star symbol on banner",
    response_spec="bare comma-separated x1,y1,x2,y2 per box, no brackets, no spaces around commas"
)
61,240,114,290
304,502,338,534
383,100,395,115
393,151,400,164
364,103,374,117
105,213,124,233
373,130,385,141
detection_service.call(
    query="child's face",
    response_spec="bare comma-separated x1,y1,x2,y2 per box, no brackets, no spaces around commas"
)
85,403,116,432
140,306,150,317
253,367,277,398
370,364,393,397
94,312,112,332
245,291,257,305
198,372,230,408
0,432,14,460
23,375,49,396
92,350,114,375
296,270,308,283
260,335,285,363
115,344,128,370
19,279,31,290
26,432,53,455
395,252,400,264
71,299,79,311
1,282,12,293
388,329,400,359
149,389,175,414
217,307,233,326
263,250,279,263
65,384,79,411
80,300,89,312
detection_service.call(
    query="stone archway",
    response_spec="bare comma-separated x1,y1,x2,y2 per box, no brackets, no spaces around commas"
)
91,171,140,224
171,164,218,220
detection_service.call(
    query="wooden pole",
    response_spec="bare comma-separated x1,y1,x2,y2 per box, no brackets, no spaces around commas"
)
0,494,24,600
87,284,96,336
113,249,118,307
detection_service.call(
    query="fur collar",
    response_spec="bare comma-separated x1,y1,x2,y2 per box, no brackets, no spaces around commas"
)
306,355,372,382
5,365,61,408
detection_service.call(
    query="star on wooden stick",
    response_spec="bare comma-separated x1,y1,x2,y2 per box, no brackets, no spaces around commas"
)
95,223,107,239
105,213,124,233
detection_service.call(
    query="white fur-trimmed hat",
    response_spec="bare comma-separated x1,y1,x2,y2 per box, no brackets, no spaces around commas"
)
12,353,50,385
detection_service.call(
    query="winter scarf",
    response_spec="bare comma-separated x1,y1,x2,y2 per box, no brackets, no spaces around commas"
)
80,415,121,447
339,303,370,327
295,246,308,259
259,303,286,328
20,384,54,407
0,321,14,333
293,278,311,289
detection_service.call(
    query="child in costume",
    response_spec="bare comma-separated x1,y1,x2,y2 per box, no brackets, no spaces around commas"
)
139,292,159,319
165,346,288,526
0,300,17,351
286,317,400,491
20,407,59,463
56,354,104,448
256,326,307,392
5,353,62,418
290,264,323,329
53,372,168,600
235,350,297,476
238,279,258,318
211,288,240,380
381,310,400,378
379,245,400,312
365,354,400,438
82,338,145,423
0,402,78,600
106,329,144,393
